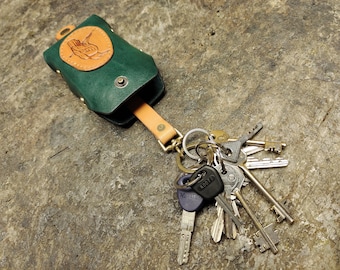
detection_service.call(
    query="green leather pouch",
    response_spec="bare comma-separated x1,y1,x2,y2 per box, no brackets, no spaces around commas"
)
43,14,165,126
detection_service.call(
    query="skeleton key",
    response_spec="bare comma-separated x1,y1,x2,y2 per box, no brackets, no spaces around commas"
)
221,162,280,254
237,151,294,224
176,174,204,265
234,188,279,254
221,123,263,163
187,165,243,231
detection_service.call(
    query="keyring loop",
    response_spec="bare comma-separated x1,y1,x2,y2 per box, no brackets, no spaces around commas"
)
182,128,210,160
176,144,203,174
194,141,219,162
173,172,191,190
174,170,206,190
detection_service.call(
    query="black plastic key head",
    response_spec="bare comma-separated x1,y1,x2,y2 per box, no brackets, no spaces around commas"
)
190,165,224,200
177,174,205,212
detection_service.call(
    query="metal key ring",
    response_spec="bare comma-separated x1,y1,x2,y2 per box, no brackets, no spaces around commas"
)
173,172,191,190
194,141,220,161
176,144,203,174
182,128,210,160
174,170,206,190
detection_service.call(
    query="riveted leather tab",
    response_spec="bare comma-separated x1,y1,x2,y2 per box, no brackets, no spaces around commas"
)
127,96,178,145
43,15,165,126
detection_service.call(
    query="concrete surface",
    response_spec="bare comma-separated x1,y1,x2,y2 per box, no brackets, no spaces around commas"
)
1,0,339,269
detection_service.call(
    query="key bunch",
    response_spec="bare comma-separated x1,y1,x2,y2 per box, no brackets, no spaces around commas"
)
174,123,293,265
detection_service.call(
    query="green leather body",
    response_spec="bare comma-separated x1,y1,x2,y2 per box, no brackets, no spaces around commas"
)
43,15,165,126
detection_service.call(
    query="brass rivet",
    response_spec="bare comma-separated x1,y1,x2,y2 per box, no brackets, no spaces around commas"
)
114,76,128,88
157,124,166,131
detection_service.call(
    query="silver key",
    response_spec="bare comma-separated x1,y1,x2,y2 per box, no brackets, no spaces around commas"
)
245,156,289,169
237,151,294,224
212,156,242,195
211,202,225,243
239,145,289,169
178,210,196,265
234,188,279,254
225,195,240,239
221,162,280,254
212,160,245,240
242,145,264,156
176,174,204,265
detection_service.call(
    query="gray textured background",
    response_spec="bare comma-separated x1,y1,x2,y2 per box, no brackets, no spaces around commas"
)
1,0,339,269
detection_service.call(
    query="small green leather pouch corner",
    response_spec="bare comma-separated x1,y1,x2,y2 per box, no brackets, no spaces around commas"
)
43,14,165,126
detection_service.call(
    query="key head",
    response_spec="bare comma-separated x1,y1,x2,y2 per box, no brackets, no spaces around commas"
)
189,165,224,200
209,130,229,143
221,140,242,163
177,174,205,212
221,123,263,163
214,162,245,194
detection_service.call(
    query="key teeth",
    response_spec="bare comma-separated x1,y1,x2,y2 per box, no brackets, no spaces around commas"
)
253,224,279,253
271,205,287,223
266,147,281,154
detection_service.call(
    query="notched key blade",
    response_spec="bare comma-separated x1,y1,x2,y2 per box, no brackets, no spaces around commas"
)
211,204,225,243
177,230,192,265
245,157,289,169
253,223,279,253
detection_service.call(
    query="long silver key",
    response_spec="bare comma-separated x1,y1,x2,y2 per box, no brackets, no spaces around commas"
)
234,187,279,254
221,162,280,254
187,165,243,230
176,174,204,265
237,151,294,224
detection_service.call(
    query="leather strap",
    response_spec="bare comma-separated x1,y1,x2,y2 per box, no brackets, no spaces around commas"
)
127,96,178,146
